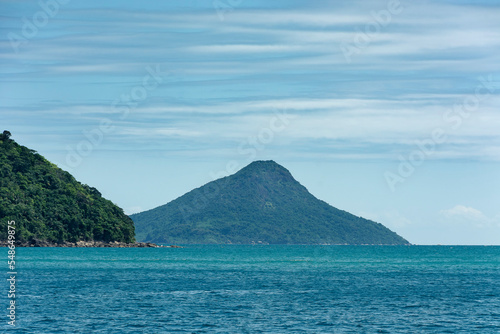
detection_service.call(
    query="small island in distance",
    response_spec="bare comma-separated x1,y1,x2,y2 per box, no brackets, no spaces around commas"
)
132,160,410,245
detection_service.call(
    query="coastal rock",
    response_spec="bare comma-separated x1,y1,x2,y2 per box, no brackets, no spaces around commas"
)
0,239,161,248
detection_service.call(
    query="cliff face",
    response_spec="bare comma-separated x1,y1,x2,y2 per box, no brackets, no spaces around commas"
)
0,132,135,243
132,160,410,245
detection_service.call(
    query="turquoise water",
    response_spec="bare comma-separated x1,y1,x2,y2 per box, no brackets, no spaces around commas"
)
2,246,500,333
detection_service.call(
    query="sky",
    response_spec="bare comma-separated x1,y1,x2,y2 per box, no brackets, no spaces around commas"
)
1,0,499,245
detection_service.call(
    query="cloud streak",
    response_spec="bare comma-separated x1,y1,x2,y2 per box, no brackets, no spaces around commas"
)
1,0,499,162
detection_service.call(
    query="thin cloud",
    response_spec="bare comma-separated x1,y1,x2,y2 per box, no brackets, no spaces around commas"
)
439,205,495,227
1,1,499,162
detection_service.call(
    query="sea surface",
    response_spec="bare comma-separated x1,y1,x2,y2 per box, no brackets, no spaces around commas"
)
1,245,499,333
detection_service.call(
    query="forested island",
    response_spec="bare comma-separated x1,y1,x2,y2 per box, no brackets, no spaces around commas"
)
132,160,410,245
0,131,151,246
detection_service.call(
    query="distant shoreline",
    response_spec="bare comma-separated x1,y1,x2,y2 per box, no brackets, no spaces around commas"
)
0,239,173,248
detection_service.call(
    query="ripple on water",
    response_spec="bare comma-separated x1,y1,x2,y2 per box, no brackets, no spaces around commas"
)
2,246,499,333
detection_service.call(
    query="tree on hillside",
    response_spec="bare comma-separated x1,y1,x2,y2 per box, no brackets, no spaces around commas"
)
1,130,12,141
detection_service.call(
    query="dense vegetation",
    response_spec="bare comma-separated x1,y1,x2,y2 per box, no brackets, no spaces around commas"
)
132,160,410,245
0,131,135,243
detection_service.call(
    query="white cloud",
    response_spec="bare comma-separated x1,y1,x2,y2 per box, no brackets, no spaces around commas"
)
118,127,203,138
439,205,493,227
187,44,305,53
2,1,500,162
440,205,485,219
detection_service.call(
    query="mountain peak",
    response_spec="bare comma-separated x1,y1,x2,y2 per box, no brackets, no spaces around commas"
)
236,160,294,180
245,160,280,168
230,161,300,195
240,160,286,172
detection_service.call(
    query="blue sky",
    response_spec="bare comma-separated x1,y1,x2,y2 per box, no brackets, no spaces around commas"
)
1,0,499,244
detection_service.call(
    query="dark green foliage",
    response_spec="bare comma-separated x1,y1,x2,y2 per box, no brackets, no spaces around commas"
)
1,130,11,141
0,133,135,243
132,160,410,245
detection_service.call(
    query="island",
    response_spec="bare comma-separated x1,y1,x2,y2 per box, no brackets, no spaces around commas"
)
132,160,410,245
0,131,158,248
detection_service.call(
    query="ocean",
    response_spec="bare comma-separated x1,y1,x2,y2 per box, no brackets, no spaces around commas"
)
2,245,499,333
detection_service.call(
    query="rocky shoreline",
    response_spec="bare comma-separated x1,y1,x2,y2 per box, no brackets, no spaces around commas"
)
0,239,181,248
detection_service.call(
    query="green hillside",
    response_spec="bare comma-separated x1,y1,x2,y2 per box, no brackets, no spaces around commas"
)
131,160,410,245
0,131,135,243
